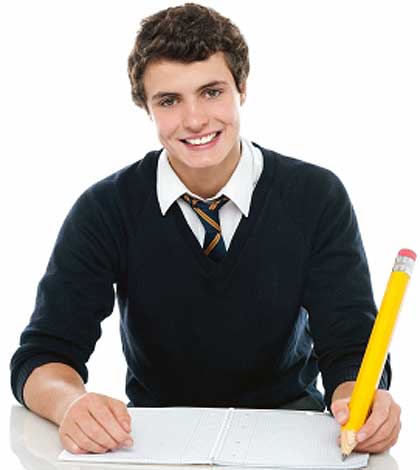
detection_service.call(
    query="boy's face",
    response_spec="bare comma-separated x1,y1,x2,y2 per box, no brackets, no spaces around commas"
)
143,52,245,173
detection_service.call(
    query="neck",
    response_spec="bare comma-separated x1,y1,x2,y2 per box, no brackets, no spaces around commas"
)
169,140,241,199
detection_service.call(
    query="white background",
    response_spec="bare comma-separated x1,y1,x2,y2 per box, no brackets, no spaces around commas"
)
0,1,419,467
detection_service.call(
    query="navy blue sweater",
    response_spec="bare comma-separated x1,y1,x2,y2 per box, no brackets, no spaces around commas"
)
10,143,390,409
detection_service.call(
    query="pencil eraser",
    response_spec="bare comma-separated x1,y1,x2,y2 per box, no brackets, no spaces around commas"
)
398,249,416,261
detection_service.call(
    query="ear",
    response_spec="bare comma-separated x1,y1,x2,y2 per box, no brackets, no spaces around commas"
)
239,81,247,105
145,106,153,121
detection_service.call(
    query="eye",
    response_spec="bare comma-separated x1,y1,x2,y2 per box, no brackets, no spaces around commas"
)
159,96,177,107
204,88,223,98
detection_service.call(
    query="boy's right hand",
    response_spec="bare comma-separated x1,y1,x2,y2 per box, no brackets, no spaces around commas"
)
58,392,133,454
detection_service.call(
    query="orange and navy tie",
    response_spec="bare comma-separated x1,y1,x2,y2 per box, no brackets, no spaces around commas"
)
182,193,230,261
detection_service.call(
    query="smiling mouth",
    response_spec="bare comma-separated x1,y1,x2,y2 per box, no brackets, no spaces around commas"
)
180,131,222,146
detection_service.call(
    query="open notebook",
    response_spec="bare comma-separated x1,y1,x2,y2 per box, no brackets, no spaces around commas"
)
59,407,369,469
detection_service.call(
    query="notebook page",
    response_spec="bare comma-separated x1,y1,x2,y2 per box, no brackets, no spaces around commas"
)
215,409,369,469
59,407,228,464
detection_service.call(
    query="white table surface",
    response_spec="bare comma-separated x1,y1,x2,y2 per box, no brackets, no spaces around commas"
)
4,403,411,470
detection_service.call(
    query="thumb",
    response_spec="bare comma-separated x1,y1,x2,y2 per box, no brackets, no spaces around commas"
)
331,397,350,425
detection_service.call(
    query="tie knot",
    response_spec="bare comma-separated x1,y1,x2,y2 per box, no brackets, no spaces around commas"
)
182,193,229,212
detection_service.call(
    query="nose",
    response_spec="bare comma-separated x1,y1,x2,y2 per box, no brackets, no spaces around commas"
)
182,99,209,132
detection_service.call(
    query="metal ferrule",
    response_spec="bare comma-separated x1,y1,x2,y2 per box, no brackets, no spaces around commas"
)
393,255,415,275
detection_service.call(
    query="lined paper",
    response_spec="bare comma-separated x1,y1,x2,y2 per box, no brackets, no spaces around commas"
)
59,407,369,469
216,409,368,468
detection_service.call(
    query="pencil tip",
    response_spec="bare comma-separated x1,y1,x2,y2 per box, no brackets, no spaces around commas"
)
342,453,348,461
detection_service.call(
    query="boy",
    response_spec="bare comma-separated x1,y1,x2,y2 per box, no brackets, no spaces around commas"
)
11,3,401,455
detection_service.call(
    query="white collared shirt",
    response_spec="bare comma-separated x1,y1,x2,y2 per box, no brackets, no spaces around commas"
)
156,137,264,250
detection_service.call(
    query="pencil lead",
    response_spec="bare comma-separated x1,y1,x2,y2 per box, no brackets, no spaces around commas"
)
342,453,348,461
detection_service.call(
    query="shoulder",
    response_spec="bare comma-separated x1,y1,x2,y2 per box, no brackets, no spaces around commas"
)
87,149,160,201
62,149,162,233
253,142,348,204
253,143,352,237
74,149,161,214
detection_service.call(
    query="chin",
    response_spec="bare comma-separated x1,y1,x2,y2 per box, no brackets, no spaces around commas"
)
183,155,226,170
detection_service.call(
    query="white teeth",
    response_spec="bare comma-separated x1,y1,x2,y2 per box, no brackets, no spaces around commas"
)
185,132,217,145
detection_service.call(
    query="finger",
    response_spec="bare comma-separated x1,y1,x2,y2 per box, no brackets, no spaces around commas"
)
81,410,120,450
356,401,401,450
331,398,350,425
68,420,110,454
88,401,133,447
356,420,401,454
356,403,400,449
109,399,132,433
61,433,86,454
356,393,392,442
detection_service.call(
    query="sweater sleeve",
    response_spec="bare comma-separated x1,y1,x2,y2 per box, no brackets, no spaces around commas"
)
10,184,122,406
300,168,391,409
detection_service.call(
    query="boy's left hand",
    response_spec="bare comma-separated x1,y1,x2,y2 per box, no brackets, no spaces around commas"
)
330,381,401,453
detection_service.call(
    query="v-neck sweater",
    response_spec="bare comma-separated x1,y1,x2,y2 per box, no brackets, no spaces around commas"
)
10,143,390,410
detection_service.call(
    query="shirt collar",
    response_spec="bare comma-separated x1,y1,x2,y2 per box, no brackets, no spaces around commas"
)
157,137,256,217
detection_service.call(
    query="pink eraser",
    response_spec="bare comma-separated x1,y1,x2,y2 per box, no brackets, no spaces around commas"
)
398,249,417,260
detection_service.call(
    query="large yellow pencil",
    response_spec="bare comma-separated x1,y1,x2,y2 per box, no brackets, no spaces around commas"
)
341,248,416,459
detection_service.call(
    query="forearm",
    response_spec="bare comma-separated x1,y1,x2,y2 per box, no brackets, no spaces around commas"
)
23,362,87,426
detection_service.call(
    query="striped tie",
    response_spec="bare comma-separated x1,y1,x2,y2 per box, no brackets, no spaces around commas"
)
182,193,230,261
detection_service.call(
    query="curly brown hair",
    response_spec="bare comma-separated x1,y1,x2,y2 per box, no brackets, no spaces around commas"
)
127,3,249,111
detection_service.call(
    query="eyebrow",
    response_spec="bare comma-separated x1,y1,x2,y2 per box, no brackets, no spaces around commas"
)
151,80,229,102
